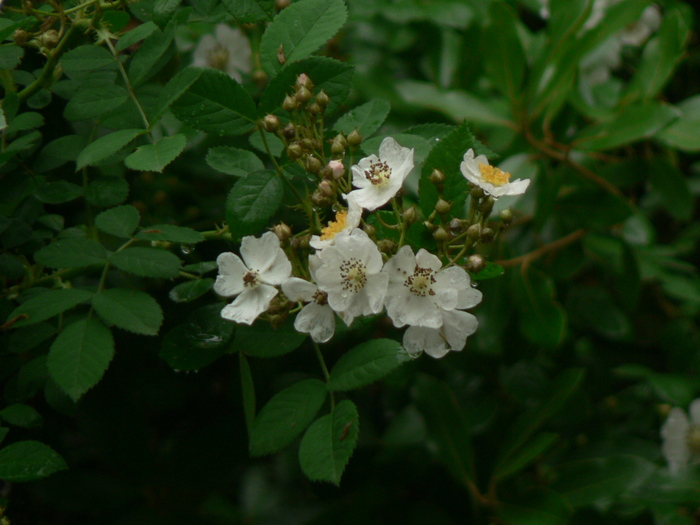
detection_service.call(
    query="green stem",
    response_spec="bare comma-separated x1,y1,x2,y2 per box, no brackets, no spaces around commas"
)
101,30,152,133
18,24,77,102
313,341,335,409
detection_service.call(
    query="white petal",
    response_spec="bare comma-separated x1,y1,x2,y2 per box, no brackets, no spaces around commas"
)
351,157,378,189
403,326,449,359
383,245,416,281
240,232,277,272
309,235,330,250
690,399,700,425
364,272,389,314
346,185,394,212
281,277,317,302
661,407,691,472
432,270,460,311
499,178,531,196
192,35,216,67
214,252,247,297
260,247,292,285
308,254,322,280
295,303,335,343
441,309,478,351
221,284,278,325
415,249,442,272
458,286,483,310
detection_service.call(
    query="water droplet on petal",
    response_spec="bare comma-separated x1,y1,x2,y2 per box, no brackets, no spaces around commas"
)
181,244,193,255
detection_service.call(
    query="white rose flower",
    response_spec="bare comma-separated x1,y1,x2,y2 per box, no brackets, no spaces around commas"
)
281,256,336,343
313,228,388,326
214,232,292,325
403,309,479,359
309,197,362,250
346,137,414,211
382,245,482,329
661,399,700,474
460,149,530,198
192,24,252,82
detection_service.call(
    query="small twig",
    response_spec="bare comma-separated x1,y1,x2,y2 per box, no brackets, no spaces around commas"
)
495,229,585,268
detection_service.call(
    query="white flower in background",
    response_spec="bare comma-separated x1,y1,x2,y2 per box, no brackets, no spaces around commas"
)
346,137,414,211
460,149,530,198
309,197,362,250
313,228,388,326
403,309,479,359
661,399,700,474
214,232,291,325
282,256,335,343
382,246,482,329
192,24,252,82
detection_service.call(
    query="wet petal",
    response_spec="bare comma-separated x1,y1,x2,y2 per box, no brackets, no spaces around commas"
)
295,303,335,343
281,277,317,302
214,252,247,297
221,284,277,325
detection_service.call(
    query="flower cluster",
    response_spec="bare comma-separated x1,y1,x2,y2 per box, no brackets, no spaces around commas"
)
215,131,530,358
661,399,700,473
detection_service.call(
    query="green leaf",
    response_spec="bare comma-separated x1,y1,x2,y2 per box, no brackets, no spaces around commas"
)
128,24,175,85
513,268,566,348
151,66,203,122
135,224,204,243
395,81,512,127
6,288,94,328
250,379,327,456
497,369,585,472
328,338,410,391
656,96,700,152
647,159,693,221
552,455,656,508
153,0,181,27
95,205,141,238
206,146,264,177
566,285,632,340
35,239,109,269
171,68,257,136
493,432,558,481
92,288,163,336
4,112,43,135
124,134,187,173
497,488,571,525
159,304,234,370
472,262,505,281
221,0,274,23
8,323,55,353
168,279,214,303
260,0,348,77
412,374,475,486
60,45,117,79
35,181,83,204
225,170,284,238
482,3,526,105
333,99,391,139
625,6,691,103
298,399,359,486
233,317,307,358
109,247,181,278
0,404,42,428
0,441,68,482
0,44,24,69
615,364,699,406
419,120,493,217
63,86,129,121
85,176,130,207
77,129,146,170
555,189,634,229
116,21,158,51
259,56,354,117
48,316,115,400
574,103,679,151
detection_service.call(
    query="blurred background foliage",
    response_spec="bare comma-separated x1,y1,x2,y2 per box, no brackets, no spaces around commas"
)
1,0,700,523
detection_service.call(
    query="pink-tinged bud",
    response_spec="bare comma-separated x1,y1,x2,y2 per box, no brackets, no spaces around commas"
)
318,180,335,198
465,254,486,274
272,222,292,242
277,44,286,65
296,73,313,90
262,114,279,133
327,160,345,180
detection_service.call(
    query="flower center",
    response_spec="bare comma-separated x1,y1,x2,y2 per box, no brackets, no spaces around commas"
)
320,210,348,241
365,160,392,186
405,266,436,297
312,289,328,305
478,163,510,187
339,258,367,292
687,424,700,454
242,270,260,289
207,44,230,71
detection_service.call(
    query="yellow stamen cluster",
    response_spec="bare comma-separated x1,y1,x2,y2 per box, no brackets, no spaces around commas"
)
320,210,348,241
478,163,510,187
207,44,230,71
